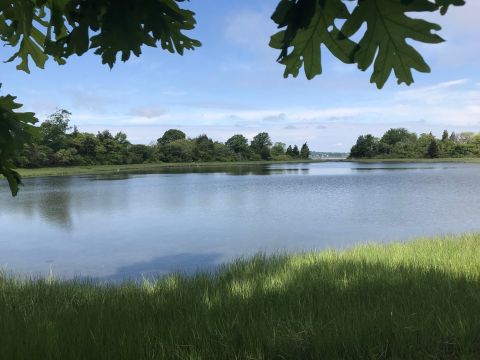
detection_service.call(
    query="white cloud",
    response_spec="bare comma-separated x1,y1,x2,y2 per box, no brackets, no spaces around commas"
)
129,106,167,119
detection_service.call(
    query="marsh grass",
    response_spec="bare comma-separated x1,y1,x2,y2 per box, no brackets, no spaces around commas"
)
1,234,480,359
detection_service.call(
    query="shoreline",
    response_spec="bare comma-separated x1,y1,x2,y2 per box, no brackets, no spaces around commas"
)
12,157,480,179
13,159,331,178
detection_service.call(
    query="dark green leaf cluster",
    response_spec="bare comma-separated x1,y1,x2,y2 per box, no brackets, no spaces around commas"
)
0,90,38,195
270,0,465,88
1,0,200,72
349,128,480,159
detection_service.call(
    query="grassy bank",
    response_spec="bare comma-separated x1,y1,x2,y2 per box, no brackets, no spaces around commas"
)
1,234,480,359
15,159,323,178
10,158,480,179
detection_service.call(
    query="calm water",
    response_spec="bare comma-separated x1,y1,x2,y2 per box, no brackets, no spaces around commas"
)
1,162,480,280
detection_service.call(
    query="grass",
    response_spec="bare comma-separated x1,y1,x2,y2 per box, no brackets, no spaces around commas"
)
1,234,480,359
15,159,323,178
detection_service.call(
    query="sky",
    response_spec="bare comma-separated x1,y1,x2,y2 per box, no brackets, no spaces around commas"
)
2,0,480,151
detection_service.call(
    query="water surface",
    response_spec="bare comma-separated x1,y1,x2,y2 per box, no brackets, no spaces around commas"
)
1,161,479,280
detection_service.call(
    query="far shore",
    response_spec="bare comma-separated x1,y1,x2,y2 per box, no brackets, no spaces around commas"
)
7,157,480,179
14,159,327,178
349,157,480,163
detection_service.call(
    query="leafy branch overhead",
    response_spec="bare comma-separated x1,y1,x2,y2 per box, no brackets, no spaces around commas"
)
0,0,201,72
0,91,38,196
270,0,465,88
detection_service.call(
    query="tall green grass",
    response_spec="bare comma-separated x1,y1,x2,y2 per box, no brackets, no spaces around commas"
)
1,234,480,359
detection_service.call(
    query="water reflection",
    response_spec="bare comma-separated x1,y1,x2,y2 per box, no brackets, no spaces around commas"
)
101,253,223,282
0,164,311,229
98,164,312,177
0,175,132,229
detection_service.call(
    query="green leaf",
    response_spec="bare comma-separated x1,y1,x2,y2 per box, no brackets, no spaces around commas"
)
0,87,38,196
341,0,444,88
60,0,201,68
270,0,357,80
435,0,466,15
0,0,201,71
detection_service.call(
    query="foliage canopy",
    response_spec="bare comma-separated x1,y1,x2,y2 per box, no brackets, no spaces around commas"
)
0,0,467,194
349,128,480,159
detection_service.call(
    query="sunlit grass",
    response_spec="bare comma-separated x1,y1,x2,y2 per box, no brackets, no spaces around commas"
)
1,234,480,359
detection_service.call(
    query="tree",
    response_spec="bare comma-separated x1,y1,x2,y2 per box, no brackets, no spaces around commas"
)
449,132,458,142
271,142,286,157
427,139,439,158
0,0,467,195
158,139,193,163
442,130,449,142
349,134,379,158
381,128,417,147
300,143,310,159
73,133,98,160
157,129,186,147
250,132,272,160
192,134,215,162
226,134,250,160
292,145,300,158
127,144,154,164
286,145,294,157
39,110,72,152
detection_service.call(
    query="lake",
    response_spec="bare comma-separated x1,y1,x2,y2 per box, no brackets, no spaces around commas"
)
1,161,480,281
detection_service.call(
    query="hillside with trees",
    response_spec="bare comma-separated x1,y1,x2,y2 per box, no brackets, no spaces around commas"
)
14,110,311,168
349,128,480,159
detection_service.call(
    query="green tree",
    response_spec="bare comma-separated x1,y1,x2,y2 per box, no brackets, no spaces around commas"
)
292,145,300,158
192,134,215,162
39,110,72,152
226,134,250,160
213,142,234,162
73,133,98,160
271,142,286,157
300,143,310,159
449,132,458,142
158,139,193,163
54,148,79,166
427,139,439,158
441,130,449,142
250,132,272,160
379,128,417,155
349,135,379,158
381,128,417,147
127,144,154,164
157,129,187,146
286,145,294,157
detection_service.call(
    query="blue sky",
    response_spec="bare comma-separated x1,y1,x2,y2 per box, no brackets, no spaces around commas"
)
2,0,479,151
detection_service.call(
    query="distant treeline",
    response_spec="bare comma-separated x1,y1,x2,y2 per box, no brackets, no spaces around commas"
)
310,151,348,159
15,110,311,168
349,128,480,159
